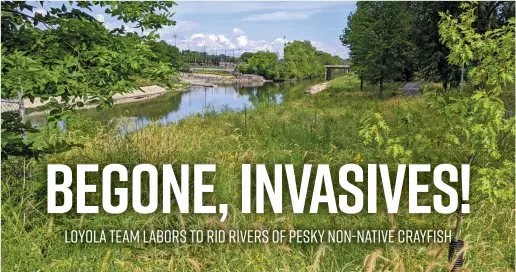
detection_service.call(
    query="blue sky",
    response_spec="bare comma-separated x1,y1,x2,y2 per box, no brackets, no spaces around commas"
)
33,1,356,58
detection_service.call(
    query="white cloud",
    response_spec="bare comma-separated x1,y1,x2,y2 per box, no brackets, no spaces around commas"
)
241,11,312,22
190,33,205,39
176,30,286,56
185,33,237,51
236,36,248,47
207,34,218,42
95,14,105,23
232,27,244,35
218,35,230,45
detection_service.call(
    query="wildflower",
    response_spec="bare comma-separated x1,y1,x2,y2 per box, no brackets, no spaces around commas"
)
353,153,364,164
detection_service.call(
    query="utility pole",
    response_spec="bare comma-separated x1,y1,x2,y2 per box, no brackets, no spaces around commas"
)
173,34,177,47
282,36,286,58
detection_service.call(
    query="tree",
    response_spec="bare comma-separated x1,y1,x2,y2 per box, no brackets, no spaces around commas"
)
246,51,279,80
147,40,183,69
340,2,413,98
282,40,324,80
439,2,515,96
408,2,462,89
475,1,515,34
315,51,342,65
1,1,177,159
239,52,254,63
360,2,515,252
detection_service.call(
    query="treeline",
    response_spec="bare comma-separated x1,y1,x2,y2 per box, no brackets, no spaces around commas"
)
145,41,240,70
144,38,346,80
146,40,274,70
341,1,515,97
237,41,345,80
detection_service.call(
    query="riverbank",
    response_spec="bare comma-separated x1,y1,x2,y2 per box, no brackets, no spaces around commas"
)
304,81,330,94
181,72,269,85
3,79,513,271
2,70,274,115
1,85,183,115
2,73,270,115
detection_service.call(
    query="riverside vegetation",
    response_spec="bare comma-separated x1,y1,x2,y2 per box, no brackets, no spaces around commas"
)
2,1,515,271
2,73,514,271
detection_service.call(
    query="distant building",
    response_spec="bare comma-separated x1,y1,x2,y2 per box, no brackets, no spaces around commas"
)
219,62,237,70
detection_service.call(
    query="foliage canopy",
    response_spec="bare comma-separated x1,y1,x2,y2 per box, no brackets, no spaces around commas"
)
1,1,178,159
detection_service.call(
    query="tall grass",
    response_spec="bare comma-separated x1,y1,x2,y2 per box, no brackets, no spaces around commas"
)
2,78,514,271
327,73,405,97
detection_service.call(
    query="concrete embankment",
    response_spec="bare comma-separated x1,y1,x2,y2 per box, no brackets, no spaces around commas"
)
1,85,170,114
1,73,269,114
304,81,330,94
180,72,268,85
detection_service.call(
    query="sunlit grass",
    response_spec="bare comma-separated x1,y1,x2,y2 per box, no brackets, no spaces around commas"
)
2,80,514,271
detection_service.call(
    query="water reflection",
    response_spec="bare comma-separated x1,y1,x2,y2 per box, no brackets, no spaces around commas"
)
29,81,288,133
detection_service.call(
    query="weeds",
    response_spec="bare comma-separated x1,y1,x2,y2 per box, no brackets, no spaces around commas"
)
2,79,514,271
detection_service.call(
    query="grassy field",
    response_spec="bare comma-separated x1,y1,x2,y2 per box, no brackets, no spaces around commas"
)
2,75,514,271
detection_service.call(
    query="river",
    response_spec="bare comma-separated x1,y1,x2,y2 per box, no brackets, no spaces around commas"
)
28,80,315,133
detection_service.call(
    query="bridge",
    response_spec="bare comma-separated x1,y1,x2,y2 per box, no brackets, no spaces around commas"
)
324,65,351,80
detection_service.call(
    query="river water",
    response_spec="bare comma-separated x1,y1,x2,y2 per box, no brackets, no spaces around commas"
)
28,80,312,132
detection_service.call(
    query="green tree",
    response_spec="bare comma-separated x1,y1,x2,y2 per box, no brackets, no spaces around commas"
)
1,1,177,159
408,2,461,89
282,40,324,80
239,52,254,63
439,2,515,96
340,2,413,98
315,50,341,65
360,2,515,245
246,51,279,80
147,40,183,69
475,1,515,34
